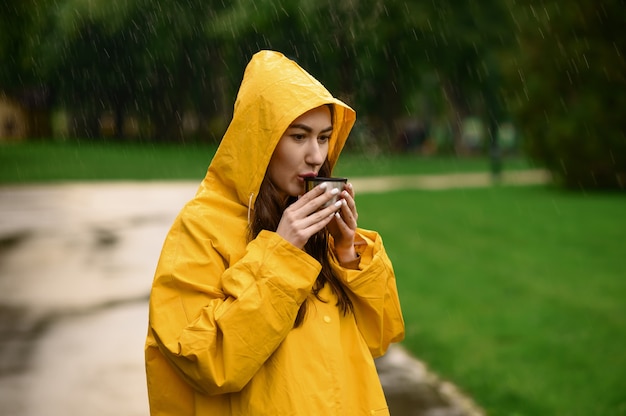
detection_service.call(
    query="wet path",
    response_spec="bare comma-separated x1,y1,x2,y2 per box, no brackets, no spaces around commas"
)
0,172,546,415
0,182,192,416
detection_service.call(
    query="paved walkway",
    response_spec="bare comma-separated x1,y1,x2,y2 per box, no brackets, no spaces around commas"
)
350,169,549,193
0,170,548,416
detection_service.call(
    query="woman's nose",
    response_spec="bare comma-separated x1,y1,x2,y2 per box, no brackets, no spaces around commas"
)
305,141,325,166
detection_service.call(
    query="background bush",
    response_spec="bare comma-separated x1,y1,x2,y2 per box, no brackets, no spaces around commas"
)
502,0,626,190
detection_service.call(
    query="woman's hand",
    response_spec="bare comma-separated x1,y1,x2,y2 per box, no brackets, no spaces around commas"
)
327,183,359,264
276,183,342,249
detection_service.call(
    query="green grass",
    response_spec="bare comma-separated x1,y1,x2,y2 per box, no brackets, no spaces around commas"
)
356,186,626,415
0,140,534,183
0,140,216,182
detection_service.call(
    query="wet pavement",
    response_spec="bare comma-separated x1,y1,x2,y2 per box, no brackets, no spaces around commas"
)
0,182,191,416
0,172,547,415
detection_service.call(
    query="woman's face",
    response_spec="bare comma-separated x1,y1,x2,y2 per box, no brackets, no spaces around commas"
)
268,105,332,198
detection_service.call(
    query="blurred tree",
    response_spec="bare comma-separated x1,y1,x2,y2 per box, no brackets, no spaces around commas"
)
503,0,626,190
133,0,232,142
0,0,34,90
398,0,513,154
210,0,434,145
213,0,512,151
35,0,229,141
0,0,54,137
4,0,525,155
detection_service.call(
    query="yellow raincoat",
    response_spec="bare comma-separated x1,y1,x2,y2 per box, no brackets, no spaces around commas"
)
145,50,405,415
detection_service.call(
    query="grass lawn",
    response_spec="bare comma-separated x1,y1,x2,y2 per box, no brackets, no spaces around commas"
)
0,141,216,182
356,186,626,415
0,140,535,182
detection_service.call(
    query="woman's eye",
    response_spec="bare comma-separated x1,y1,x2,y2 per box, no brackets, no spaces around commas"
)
318,135,330,143
291,134,305,141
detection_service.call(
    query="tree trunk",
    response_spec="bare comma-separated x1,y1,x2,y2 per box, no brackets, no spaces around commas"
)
70,110,100,139
441,80,470,155
113,106,124,140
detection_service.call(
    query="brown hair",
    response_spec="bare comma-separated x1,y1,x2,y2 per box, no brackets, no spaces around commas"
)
248,159,354,327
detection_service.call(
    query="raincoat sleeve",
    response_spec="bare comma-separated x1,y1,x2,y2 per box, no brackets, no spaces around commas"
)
330,228,405,357
148,208,321,396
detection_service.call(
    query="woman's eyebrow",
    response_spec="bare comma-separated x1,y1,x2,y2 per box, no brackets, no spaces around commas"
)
288,124,333,133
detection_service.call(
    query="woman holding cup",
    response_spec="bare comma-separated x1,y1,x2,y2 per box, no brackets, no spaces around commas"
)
145,50,404,416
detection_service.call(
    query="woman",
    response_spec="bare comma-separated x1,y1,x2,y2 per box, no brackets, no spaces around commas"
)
145,50,404,415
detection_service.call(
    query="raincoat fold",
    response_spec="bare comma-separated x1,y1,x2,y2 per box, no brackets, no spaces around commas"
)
145,50,404,416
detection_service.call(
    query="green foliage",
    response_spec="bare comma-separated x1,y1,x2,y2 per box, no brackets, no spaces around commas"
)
502,0,626,190
203,0,515,148
3,0,514,146
0,1,25,87
28,0,231,140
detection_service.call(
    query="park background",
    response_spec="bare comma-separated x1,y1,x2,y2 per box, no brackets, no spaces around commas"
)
1,0,625,415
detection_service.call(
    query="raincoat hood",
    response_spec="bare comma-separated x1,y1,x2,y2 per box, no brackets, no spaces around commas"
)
200,50,356,208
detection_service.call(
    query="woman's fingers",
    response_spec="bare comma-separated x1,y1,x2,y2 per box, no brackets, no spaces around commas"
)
339,200,357,229
327,183,359,252
276,186,342,249
293,183,339,215
299,199,342,229
340,184,358,228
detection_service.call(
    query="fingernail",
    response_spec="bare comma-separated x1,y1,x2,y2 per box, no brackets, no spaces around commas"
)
331,188,340,195
319,183,328,190
334,200,342,207
342,199,347,206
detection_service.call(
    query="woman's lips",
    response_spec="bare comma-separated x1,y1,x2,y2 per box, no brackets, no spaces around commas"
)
298,173,317,182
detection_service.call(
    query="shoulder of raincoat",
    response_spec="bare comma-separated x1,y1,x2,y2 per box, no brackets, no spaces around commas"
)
145,50,405,416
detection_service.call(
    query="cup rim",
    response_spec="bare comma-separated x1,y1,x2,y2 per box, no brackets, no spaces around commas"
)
304,177,347,183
